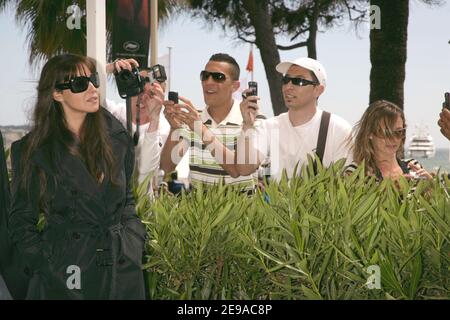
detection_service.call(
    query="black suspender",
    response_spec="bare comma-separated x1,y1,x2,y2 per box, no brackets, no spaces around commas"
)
315,111,331,164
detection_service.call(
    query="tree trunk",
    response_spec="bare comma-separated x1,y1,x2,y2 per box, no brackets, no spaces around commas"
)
369,0,409,111
242,0,286,116
370,0,409,157
307,1,320,59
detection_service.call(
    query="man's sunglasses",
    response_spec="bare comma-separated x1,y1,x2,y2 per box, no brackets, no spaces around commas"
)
200,70,227,82
376,127,407,139
55,73,100,93
282,76,318,87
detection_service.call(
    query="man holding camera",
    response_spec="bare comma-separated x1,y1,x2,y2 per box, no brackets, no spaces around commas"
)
105,58,170,195
236,57,353,180
160,53,260,189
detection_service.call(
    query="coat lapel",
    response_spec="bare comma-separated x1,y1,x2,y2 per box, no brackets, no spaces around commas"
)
30,108,130,209
31,141,105,205
59,151,105,202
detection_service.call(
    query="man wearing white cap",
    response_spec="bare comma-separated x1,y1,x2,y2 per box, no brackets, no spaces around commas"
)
236,57,353,181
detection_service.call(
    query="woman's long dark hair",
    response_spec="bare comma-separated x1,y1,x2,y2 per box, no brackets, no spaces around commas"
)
20,54,116,198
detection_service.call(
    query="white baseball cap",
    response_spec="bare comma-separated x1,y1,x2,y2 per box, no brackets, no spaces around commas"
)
276,57,327,88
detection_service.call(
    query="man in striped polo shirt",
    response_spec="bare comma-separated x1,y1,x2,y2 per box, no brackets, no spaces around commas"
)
160,53,261,189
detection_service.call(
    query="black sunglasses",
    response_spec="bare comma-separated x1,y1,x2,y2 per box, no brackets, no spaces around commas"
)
55,73,100,93
200,70,227,82
282,75,318,87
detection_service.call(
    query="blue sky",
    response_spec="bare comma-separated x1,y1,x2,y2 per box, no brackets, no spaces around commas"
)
0,1,449,147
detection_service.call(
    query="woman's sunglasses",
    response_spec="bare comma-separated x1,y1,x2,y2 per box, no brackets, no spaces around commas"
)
200,70,227,82
282,76,318,87
376,127,407,139
55,73,100,93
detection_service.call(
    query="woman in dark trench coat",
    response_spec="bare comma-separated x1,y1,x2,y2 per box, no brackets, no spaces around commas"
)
9,54,147,299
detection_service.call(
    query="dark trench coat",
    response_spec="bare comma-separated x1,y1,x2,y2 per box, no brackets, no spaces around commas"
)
0,131,21,299
0,131,11,271
8,108,147,300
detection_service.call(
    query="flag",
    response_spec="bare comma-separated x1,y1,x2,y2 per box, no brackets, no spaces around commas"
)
112,0,151,68
117,0,149,26
246,47,254,73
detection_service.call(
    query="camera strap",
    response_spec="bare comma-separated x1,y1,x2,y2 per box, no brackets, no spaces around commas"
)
133,96,142,146
126,97,133,134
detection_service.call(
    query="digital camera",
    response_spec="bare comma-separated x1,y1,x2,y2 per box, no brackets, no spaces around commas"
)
147,64,167,84
115,64,167,99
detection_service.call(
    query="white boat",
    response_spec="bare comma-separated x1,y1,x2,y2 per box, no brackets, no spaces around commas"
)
407,126,436,159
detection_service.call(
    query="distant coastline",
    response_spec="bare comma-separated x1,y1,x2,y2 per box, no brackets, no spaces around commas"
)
418,148,450,173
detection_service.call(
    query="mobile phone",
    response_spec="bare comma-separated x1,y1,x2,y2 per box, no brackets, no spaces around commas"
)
168,91,179,104
248,81,258,97
443,92,450,110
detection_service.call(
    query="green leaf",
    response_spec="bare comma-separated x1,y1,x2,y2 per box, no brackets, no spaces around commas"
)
408,253,423,300
301,285,322,300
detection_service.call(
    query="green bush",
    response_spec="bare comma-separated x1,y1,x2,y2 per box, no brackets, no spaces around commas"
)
138,159,449,300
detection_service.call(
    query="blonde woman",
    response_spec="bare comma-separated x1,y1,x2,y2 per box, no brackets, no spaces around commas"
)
346,100,432,181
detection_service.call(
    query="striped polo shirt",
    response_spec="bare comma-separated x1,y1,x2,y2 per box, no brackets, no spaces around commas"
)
181,100,259,189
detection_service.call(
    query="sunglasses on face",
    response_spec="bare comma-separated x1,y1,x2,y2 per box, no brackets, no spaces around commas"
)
200,70,227,82
376,127,407,139
55,72,100,93
282,75,319,87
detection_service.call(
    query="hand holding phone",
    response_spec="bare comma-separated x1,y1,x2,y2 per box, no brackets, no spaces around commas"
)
247,81,258,97
168,91,179,104
443,92,450,110
244,82,258,111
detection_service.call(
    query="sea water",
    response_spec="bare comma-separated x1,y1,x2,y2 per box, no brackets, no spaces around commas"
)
416,148,450,173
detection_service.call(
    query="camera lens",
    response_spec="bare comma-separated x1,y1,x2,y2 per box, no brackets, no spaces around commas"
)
115,67,144,98
119,70,134,82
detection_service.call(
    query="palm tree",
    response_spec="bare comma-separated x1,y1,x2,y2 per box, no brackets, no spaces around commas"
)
0,0,177,66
